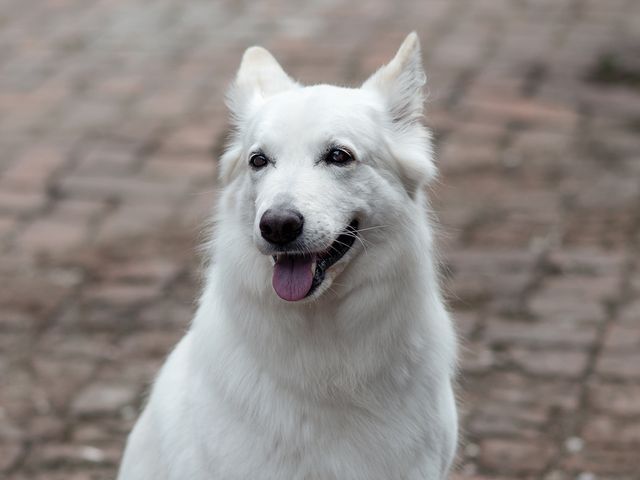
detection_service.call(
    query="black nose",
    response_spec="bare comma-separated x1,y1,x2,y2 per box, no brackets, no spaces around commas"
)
260,208,304,245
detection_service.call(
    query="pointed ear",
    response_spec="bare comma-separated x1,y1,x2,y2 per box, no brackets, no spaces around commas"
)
226,46,298,121
362,32,426,126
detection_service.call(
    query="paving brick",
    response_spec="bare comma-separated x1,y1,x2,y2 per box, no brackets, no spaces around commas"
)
52,198,108,221
71,383,138,418
602,323,640,351
617,300,640,326
0,215,17,239
83,283,162,307
74,143,139,176
460,341,495,374
478,438,553,475
0,190,47,216
19,218,89,255
439,141,501,175
0,440,23,472
588,383,640,417
562,448,640,476
508,348,590,379
100,258,181,285
142,151,217,184
462,95,579,130
57,175,188,203
33,358,96,411
468,403,548,439
29,442,121,469
484,318,599,348
596,352,640,380
0,145,68,190
582,414,640,445
94,204,176,242
158,123,219,154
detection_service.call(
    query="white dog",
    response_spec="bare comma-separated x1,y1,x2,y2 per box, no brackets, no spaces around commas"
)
118,32,458,480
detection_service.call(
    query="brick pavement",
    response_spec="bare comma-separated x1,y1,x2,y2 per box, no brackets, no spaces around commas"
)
1,0,639,478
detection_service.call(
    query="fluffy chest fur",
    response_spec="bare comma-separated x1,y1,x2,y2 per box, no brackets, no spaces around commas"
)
180,262,457,480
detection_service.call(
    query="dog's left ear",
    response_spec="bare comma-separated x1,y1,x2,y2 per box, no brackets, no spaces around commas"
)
363,32,436,196
363,32,426,127
227,46,298,122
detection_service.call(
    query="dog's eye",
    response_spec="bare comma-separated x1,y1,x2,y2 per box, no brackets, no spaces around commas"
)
326,148,354,165
249,153,268,169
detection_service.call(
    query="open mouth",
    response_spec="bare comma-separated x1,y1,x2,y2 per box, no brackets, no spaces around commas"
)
271,219,359,301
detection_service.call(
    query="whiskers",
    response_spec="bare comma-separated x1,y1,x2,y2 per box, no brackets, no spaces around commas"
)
338,232,369,255
353,224,390,234
342,223,391,255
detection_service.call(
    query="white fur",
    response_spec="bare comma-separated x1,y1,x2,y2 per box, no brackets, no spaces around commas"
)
118,32,458,480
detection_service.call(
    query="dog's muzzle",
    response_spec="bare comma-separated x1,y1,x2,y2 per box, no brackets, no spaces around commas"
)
271,219,359,301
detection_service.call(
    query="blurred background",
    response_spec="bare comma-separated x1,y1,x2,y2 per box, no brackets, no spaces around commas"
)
1,0,639,478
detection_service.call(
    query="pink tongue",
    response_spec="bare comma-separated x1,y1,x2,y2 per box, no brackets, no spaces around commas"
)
272,254,315,301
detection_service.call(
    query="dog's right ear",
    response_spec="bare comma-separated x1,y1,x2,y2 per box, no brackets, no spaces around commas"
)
226,46,298,123
220,47,297,184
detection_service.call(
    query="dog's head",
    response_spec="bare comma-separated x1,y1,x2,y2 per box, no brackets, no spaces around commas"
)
217,33,435,303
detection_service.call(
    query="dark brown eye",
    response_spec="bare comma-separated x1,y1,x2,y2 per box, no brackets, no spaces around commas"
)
326,148,354,165
249,153,268,169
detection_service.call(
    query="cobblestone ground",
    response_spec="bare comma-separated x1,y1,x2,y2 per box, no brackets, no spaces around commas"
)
1,0,639,479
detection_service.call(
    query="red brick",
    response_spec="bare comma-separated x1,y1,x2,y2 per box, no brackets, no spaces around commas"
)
602,323,640,351
479,438,553,474
463,96,579,130
460,341,495,374
27,415,65,441
582,415,640,445
95,204,175,242
0,145,67,190
546,250,625,277
588,383,640,417
142,152,216,183
101,258,181,285
57,175,188,202
30,442,121,468
439,141,501,174
468,403,547,439
134,89,191,121
454,311,479,339
158,123,218,154
0,273,70,317
528,289,607,325
484,318,598,348
508,348,589,379
0,215,17,238
71,383,138,417
75,144,138,175
32,357,96,410
618,300,640,325
83,283,162,307
0,440,23,471
52,198,107,221
0,190,47,215
596,352,640,380
465,372,581,413
19,218,88,255
562,448,640,475
119,330,181,358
